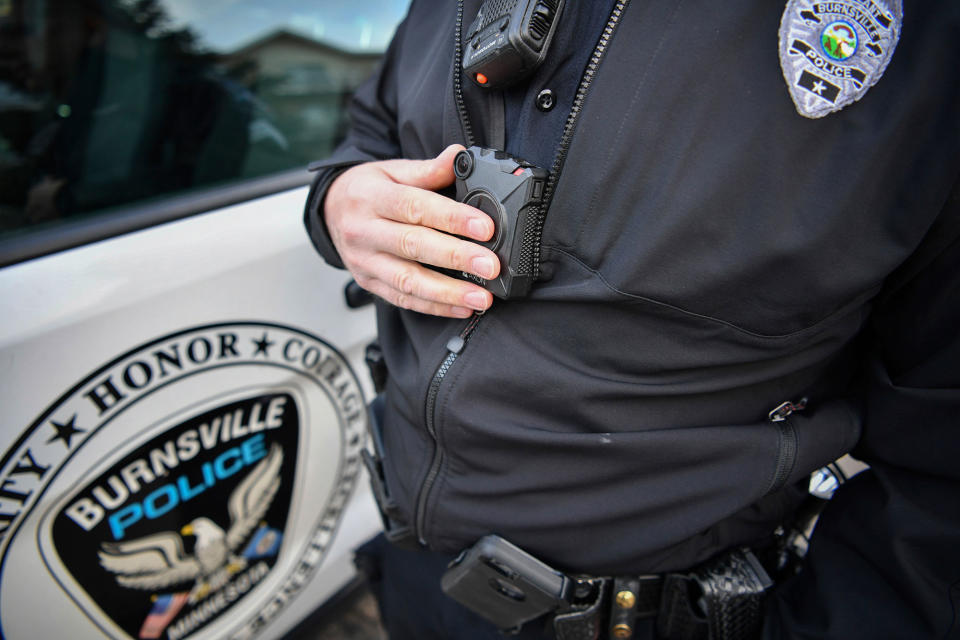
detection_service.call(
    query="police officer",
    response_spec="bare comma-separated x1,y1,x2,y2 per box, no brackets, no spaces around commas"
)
305,1,960,638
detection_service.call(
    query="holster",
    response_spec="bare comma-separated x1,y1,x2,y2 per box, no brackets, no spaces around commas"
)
658,548,773,640
362,342,420,548
362,393,420,548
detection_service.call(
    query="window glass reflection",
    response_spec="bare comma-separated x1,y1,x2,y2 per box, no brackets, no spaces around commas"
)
0,0,409,238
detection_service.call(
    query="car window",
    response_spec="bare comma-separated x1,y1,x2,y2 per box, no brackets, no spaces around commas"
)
0,0,410,246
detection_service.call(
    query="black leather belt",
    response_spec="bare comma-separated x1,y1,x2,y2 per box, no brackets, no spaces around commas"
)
553,548,774,640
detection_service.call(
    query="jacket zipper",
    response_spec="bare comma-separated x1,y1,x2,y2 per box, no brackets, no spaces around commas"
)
534,0,628,278
413,0,630,545
453,0,475,147
415,313,483,544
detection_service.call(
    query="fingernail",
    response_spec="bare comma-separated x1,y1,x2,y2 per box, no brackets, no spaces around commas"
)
467,217,490,239
464,291,489,310
471,256,495,279
451,306,473,318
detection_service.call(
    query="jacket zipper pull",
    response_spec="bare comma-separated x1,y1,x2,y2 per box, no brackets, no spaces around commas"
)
446,335,466,354
450,312,484,352
768,397,808,422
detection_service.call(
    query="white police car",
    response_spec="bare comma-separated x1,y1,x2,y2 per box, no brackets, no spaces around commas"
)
0,1,408,638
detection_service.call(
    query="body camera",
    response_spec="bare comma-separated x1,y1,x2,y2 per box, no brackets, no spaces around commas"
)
453,147,548,300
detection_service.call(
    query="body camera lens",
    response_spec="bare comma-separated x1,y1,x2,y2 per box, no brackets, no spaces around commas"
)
454,150,474,178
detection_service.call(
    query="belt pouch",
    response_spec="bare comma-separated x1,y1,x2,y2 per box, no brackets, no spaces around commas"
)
659,548,773,640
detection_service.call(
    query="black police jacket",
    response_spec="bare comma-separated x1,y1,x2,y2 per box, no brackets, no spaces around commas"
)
305,1,960,636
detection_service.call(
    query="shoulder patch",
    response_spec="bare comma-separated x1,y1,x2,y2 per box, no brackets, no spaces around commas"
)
779,0,902,118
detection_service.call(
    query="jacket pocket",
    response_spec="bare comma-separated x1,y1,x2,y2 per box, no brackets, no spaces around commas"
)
429,397,861,574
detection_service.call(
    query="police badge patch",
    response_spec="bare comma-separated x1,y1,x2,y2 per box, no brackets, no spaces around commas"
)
779,0,902,118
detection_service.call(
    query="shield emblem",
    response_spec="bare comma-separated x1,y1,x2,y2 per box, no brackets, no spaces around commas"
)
779,0,902,118
1,323,368,640
50,392,298,640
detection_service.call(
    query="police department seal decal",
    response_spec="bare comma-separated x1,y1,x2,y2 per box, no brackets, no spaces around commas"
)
779,0,902,118
0,322,367,639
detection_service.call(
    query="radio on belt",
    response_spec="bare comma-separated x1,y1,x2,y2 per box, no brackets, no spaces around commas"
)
462,0,565,89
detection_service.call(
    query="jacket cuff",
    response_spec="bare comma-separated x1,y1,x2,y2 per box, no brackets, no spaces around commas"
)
303,163,357,270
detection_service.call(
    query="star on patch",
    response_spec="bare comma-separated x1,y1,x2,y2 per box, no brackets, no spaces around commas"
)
48,415,86,449
798,71,840,102
252,333,274,357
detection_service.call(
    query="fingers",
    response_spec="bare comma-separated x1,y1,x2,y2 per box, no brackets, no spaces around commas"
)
355,254,494,318
368,147,494,243
359,216,498,279
375,182,495,242
379,144,463,191
323,145,502,318
331,176,500,280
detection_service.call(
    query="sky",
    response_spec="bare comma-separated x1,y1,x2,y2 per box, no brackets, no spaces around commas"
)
158,0,412,53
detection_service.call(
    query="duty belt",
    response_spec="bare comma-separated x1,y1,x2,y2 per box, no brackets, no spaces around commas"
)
436,537,774,640
548,548,775,640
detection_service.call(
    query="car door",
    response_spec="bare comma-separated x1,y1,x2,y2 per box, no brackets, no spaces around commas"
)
0,1,409,638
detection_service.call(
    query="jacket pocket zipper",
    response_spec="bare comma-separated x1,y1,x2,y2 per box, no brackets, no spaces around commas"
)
766,398,807,494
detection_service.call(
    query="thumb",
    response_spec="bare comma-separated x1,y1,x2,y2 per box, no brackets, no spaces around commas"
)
381,144,465,190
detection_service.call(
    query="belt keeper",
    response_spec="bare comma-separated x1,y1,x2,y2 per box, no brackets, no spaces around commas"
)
609,577,641,639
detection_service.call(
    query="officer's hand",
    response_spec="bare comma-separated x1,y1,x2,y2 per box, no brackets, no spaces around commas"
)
324,144,499,318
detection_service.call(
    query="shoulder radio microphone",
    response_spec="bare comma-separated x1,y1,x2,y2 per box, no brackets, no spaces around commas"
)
462,0,565,89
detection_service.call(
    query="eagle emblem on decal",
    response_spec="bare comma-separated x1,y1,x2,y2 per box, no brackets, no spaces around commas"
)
779,0,902,118
99,443,283,605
